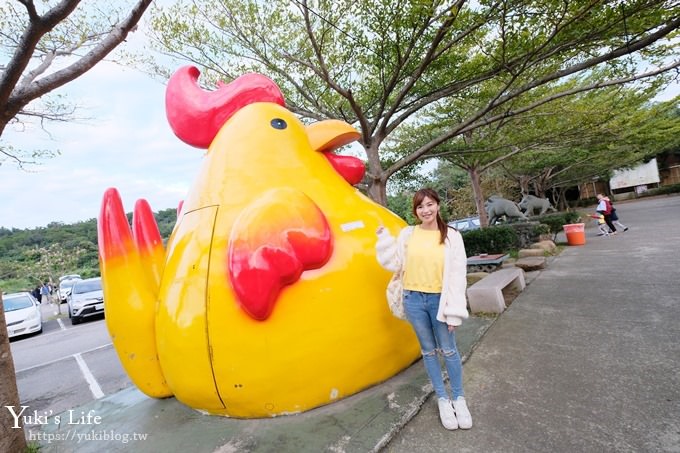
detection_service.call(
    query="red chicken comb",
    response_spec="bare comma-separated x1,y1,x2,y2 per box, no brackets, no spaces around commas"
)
165,66,286,149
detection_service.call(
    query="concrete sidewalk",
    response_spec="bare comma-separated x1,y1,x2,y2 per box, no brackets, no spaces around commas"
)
35,195,680,452
35,318,493,453
386,195,680,452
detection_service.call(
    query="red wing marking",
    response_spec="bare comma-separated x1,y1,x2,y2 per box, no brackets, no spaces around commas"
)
228,189,333,321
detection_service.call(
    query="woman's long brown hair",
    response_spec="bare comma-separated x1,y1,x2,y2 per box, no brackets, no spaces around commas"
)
412,188,449,244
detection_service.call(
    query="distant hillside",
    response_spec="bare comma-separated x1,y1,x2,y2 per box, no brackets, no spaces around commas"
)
0,208,177,294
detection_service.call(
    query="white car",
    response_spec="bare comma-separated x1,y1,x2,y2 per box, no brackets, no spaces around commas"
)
59,277,82,304
68,277,104,325
3,292,43,338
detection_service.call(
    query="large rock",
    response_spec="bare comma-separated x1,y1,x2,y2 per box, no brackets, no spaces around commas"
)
530,240,557,253
514,256,546,271
518,248,545,258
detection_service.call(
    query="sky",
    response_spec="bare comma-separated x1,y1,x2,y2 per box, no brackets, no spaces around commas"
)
1,62,205,230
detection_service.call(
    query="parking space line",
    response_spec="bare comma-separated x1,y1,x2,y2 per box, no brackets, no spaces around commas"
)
74,353,105,399
56,318,67,330
15,343,112,373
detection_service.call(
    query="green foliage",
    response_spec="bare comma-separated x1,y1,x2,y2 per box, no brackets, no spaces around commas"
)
536,212,581,240
24,440,41,453
0,208,177,293
572,197,598,208
640,183,680,197
146,0,680,203
386,193,416,224
532,223,551,237
461,226,518,257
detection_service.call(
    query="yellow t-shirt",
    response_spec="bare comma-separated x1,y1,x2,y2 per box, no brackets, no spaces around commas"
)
403,226,445,293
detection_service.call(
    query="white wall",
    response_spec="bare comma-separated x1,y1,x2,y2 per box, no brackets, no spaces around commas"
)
610,158,660,190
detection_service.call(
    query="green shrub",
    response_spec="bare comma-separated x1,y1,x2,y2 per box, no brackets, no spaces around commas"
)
532,223,550,236
537,212,581,240
572,197,598,208
643,183,680,196
462,226,518,257
0,277,34,294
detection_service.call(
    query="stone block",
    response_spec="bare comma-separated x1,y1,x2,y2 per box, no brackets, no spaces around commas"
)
530,240,557,252
518,249,545,258
514,256,546,271
467,267,526,314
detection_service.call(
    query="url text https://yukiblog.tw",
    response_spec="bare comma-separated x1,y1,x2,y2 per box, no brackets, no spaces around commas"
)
5,406,148,445
27,429,149,445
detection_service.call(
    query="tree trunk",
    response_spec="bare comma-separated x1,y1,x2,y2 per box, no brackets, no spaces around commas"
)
468,167,488,227
367,177,387,205
518,175,531,195
0,292,27,453
556,188,568,211
363,141,388,206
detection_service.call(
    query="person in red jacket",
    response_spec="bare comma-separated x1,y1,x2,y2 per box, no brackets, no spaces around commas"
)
596,194,617,234
602,195,629,232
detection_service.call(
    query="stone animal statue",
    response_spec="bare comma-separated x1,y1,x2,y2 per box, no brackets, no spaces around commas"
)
518,194,557,216
485,196,528,225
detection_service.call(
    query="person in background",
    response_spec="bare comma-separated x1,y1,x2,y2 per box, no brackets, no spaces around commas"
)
589,213,611,236
596,194,617,235
603,195,629,232
375,188,472,431
40,282,50,304
32,285,41,302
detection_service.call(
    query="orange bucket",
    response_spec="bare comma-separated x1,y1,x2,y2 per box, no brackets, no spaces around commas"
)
563,223,586,246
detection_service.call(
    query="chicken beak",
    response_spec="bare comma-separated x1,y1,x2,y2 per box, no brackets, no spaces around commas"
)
306,120,365,186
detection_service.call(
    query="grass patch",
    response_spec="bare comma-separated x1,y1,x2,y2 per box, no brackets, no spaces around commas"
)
25,441,41,452
471,312,500,319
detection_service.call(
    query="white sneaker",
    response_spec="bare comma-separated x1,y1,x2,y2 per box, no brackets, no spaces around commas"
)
437,397,458,430
452,396,473,429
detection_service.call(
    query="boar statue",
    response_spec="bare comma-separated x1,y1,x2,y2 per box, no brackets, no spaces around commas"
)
518,194,557,216
485,196,528,225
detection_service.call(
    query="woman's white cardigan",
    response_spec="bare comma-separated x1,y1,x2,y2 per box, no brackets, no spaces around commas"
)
376,226,469,326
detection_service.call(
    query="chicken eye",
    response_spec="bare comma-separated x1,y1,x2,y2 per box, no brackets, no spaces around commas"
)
270,118,287,130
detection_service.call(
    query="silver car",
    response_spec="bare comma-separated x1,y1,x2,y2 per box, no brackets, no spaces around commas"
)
3,292,43,338
68,277,104,325
59,277,82,304
448,216,481,232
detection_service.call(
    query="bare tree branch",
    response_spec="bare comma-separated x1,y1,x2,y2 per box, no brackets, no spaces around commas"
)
0,0,81,112
5,0,153,123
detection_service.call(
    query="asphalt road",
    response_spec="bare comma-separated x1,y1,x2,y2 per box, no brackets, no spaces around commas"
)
9,304,131,424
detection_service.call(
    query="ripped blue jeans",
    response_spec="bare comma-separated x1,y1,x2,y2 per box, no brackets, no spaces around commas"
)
403,289,464,400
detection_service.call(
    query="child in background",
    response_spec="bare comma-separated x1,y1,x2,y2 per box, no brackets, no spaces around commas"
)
589,213,610,236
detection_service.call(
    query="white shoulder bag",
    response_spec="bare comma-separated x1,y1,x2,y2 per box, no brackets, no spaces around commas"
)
385,227,414,320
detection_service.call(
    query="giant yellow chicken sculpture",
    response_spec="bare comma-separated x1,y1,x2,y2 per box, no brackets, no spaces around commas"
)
98,66,419,418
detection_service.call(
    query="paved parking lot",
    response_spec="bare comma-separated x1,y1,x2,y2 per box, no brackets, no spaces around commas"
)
9,307,131,419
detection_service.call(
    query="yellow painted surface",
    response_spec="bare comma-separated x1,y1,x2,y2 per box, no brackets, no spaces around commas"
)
102,100,420,418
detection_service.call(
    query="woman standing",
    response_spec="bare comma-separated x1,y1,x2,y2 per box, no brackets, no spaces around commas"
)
375,188,472,430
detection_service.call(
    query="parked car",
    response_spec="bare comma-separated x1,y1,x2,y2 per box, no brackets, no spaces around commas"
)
3,292,42,338
59,274,81,282
448,216,481,232
68,277,104,325
58,276,82,304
